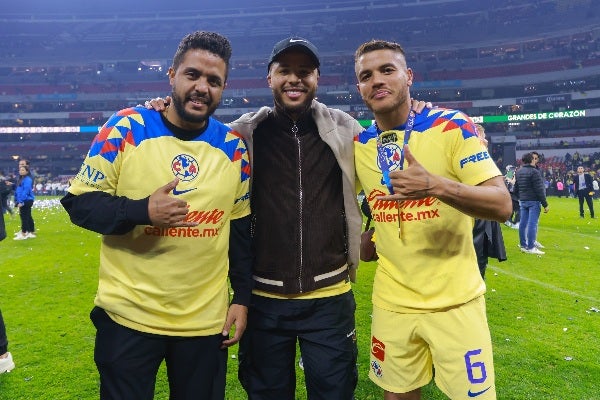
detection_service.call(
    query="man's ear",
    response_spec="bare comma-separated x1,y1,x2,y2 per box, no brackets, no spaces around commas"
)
267,73,272,88
406,68,414,87
167,67,175,85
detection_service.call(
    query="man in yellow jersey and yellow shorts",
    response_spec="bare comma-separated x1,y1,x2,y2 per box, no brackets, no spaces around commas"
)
353,40,511,400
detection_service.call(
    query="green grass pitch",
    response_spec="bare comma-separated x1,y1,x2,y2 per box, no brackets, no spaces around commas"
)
0,196,598,399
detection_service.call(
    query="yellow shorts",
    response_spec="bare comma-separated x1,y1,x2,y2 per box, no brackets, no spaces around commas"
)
369,296,496,399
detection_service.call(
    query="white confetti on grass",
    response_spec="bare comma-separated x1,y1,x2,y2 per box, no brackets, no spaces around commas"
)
32,199,63,210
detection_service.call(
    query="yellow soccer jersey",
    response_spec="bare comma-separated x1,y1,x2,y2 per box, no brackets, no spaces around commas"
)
354,108,501,313
69,107,251,336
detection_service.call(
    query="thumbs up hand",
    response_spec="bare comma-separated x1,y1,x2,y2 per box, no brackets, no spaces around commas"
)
148,178,198,227
379,145,435,201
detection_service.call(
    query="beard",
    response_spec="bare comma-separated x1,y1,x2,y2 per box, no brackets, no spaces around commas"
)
170,88,217,125
272,87,315,118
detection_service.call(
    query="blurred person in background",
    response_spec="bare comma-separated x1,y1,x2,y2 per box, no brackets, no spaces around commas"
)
531,151,541,168
0,177,14,217
525,152,545,249
61,31,252,400
574,165,595,218
13,165,35,240
0,208,4,242
0,309,14,374
12,159,31,229
514,152,548,255
16,159,32,183
556,179,564,198
504,165,519,228
0,211,16,374
567,175,575,198
472,124,507,279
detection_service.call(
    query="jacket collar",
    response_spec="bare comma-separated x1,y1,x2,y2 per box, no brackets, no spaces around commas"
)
272,106,317,137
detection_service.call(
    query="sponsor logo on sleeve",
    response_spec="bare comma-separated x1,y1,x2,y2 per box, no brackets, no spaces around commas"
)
75,163,106,189
459,151,490,169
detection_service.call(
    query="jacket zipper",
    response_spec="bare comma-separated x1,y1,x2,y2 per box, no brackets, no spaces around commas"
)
292,121,304,293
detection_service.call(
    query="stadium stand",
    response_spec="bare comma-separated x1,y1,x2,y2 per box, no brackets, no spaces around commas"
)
1,0,600,184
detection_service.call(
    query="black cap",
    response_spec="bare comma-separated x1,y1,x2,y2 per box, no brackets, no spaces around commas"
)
267,37,320,71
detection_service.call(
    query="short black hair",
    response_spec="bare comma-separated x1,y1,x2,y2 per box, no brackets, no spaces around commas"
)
355,39,406,62
522,152,533,164
172,31,232,79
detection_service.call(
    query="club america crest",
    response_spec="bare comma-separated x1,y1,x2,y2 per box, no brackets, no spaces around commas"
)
171,154,199,182
376,142,403,173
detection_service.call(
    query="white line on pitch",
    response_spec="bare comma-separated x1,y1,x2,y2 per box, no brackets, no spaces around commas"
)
489,265,600,304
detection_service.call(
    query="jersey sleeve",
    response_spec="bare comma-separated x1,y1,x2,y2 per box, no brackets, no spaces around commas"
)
450,115,501,186
62,110,153,234
228,132,251,221
67,111,129,196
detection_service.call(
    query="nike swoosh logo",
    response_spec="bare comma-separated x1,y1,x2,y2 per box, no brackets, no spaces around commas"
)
172,188,196,195
467,387,491,397
289,39,306,43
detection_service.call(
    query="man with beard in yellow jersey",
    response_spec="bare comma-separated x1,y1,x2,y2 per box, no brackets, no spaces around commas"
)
61,31,252,400
354,40,511,400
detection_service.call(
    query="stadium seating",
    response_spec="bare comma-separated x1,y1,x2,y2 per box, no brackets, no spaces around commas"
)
2,0,600,178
